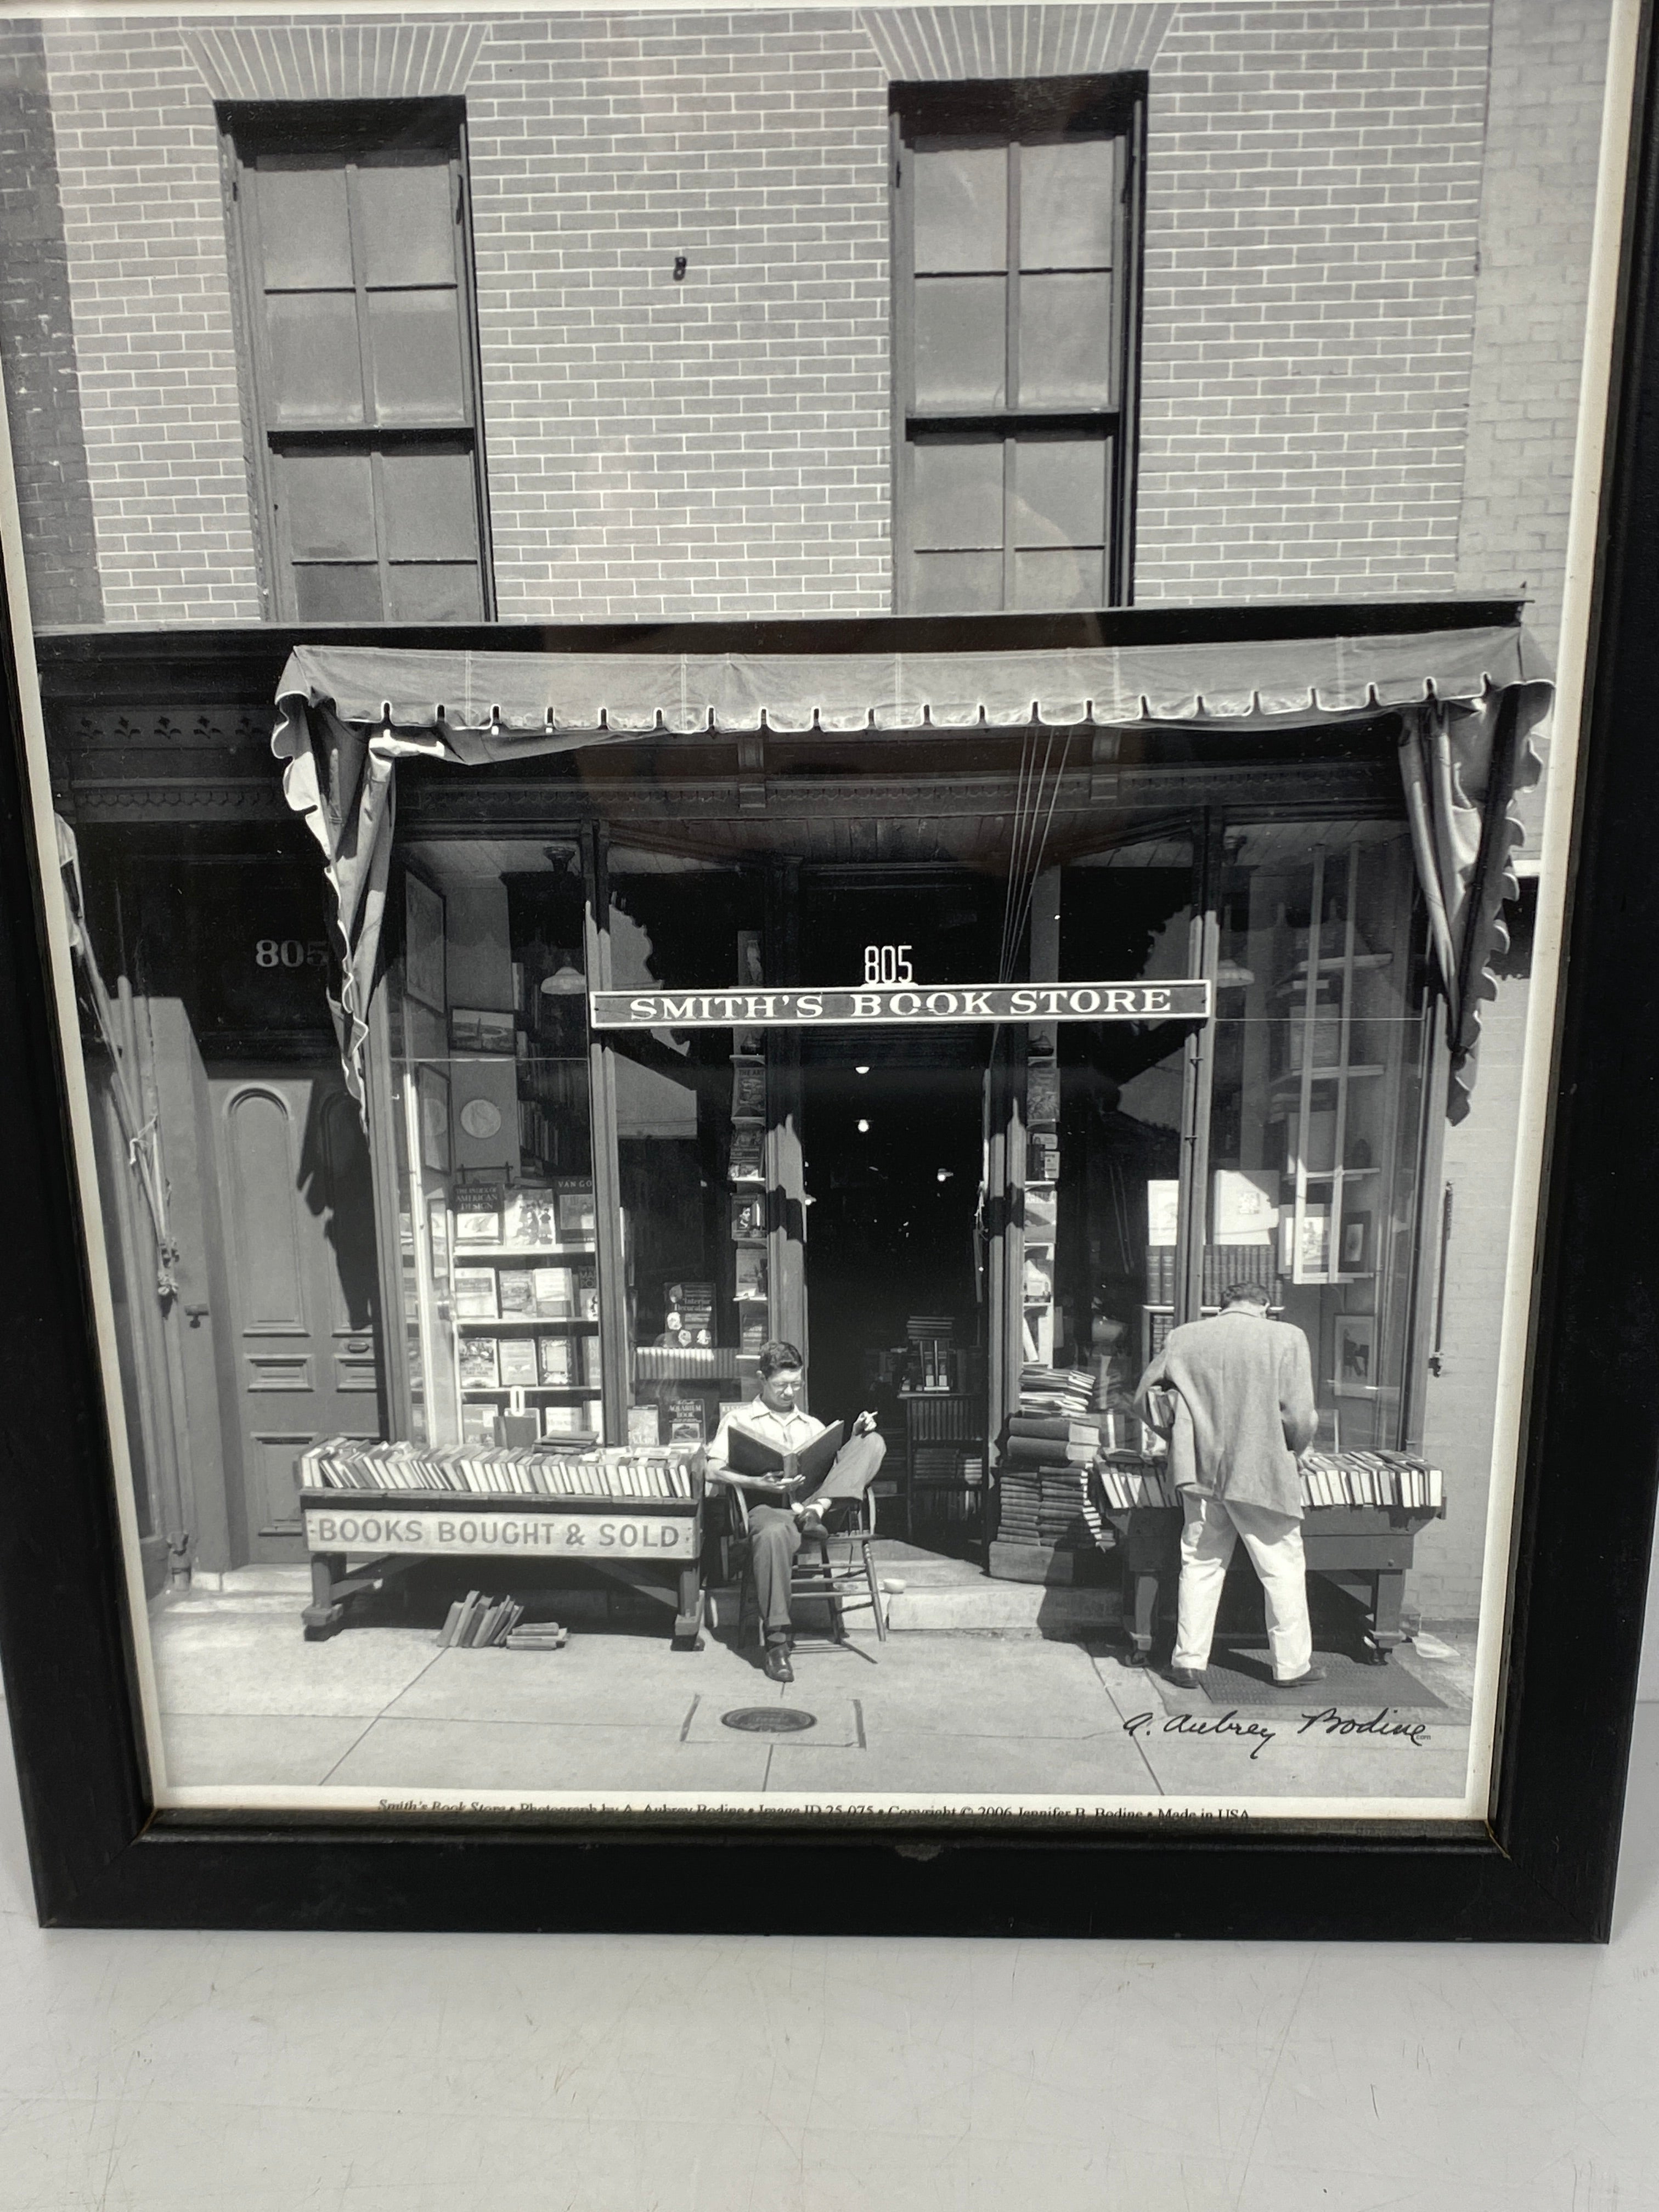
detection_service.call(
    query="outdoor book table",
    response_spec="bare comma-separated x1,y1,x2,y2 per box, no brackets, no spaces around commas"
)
296,1441,709,1648
1093,1452,1446,1667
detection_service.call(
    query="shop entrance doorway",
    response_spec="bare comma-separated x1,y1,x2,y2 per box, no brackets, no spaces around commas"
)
797,871,1005,1553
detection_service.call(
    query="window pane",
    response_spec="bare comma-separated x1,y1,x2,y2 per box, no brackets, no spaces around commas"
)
911,438,1003,550
266,293,364,424
1012,437,1108,547
356,155,457,289
381,448,480,560
914,275,1006,409
1014,546,1104,610
256,161,353,290
1020,138,1116,270
1207,827,1429,1454
294,563,383,621
912,139,1006,273
366,291,466,423
386,562,484,622
1056,840,1195,1394
606,861,768,1446
906,548,1003,614
1018,272,1114,406
281,449,376,559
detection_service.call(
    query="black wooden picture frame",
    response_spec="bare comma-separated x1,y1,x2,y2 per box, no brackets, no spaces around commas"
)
2,11,1657,1940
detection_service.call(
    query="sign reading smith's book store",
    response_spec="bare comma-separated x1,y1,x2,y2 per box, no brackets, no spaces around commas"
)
588,980,1213,1030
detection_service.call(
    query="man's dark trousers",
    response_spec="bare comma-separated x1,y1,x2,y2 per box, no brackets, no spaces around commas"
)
748,1504,801,1645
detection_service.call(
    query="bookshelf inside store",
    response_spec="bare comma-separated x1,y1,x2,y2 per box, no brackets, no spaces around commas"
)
386,853,604,1452
606,859,770,1453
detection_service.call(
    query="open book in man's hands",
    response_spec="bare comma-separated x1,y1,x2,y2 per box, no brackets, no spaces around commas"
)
723,1420,843,1496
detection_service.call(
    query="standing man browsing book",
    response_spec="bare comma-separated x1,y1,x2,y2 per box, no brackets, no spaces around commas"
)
1133,1280,1322,1689
706,1340,884,1683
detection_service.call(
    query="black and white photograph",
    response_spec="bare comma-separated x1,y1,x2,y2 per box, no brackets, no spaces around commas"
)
0,0,1639,1824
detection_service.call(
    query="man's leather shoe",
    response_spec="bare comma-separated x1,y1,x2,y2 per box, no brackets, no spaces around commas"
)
797,1513,828,1542
1274,1666,1327,1687
1164,1664,1206,1688
763,1644,794,1684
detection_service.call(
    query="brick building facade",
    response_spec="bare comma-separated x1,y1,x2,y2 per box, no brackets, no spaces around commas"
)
0,0,1613,1622
2,0,1609,631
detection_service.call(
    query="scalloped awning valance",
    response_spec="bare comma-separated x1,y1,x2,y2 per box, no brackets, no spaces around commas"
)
272,623,1546,747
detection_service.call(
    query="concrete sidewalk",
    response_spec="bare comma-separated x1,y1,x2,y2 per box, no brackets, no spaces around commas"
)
144,1574,1478,1805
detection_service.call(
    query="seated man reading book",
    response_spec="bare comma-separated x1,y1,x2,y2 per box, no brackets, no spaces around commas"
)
704,1339,885,1683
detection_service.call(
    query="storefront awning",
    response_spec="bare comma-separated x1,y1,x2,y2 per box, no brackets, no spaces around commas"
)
270,623,1553,1125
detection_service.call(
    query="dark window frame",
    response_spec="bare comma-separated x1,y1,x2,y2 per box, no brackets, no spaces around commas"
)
890,75,1147,615
218,98,496,623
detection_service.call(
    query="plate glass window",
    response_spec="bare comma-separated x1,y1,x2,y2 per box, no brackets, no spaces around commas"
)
225,101,492,622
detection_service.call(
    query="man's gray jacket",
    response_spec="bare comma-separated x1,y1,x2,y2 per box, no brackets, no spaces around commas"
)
1134,1306,1319,1519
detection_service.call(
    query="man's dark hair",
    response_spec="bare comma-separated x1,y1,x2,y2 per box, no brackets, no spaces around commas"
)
1220,1280,1272,1310
757,1339,806,1377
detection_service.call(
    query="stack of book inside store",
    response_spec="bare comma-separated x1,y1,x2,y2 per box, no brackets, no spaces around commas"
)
298,1437,702,1501
998,1366,1113,1553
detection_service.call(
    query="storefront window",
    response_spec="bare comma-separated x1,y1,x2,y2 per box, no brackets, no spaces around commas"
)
605,856,766,1452
1052,836,1195,1401
384,846,600,1449
1207,824,1431,1449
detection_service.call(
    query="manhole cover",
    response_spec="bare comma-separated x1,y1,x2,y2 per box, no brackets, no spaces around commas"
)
721,1706,817,1734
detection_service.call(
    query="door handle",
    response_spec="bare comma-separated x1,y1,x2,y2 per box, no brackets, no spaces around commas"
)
343,1339,370,1355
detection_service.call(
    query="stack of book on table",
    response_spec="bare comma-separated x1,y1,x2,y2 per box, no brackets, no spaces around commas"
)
1092,1450,1445,1512
1299,1451,1443,1509
298,1437,703,1501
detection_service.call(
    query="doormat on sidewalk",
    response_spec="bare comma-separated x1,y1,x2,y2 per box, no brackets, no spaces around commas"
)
1197,1644,1446,1709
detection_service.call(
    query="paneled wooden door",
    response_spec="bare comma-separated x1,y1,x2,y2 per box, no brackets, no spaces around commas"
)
210,1068,385,1565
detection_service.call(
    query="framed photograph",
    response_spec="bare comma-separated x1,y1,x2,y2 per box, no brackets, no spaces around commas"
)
404,874,447,1014
416,1066,450,1175
1340,1210,1374,1275
449,1006,517,1056
1334,1315,1378,1393
2,0,1657,1942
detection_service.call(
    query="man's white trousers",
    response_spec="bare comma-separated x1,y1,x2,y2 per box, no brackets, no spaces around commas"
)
1171,1493,1312,1680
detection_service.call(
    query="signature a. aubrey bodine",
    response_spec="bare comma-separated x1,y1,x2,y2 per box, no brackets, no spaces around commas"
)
1122,1706,1432,1762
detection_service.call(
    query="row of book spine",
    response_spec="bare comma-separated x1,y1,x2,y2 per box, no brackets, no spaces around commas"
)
1089,1453,1444,1513
1144,1245,1279,1306
1299,1451,1444,1509
299,1437,701,1501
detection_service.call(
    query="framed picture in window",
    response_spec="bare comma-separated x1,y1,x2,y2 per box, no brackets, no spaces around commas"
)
1340,1210,1373,1274
404,875,447,1014
417,1066,450,1176
1334,1314,1378,1392
0,0,1656,1944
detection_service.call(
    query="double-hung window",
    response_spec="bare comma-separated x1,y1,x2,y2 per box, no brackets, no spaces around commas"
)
223,100,493,623
892,77,1145,614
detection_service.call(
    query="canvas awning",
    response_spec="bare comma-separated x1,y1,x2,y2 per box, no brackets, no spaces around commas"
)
270,622,1553,1122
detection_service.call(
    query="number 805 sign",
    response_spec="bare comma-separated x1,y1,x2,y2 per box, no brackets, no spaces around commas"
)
862,944,913,984
254,938,330,970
